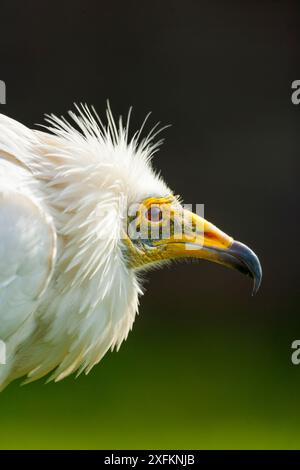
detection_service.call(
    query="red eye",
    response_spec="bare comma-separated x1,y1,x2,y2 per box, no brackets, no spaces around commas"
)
146,206,163,222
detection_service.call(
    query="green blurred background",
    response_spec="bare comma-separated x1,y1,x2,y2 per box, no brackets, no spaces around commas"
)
0,0,299,449
1,291,300,449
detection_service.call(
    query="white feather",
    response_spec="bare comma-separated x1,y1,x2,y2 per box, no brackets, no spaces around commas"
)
0,105,170,389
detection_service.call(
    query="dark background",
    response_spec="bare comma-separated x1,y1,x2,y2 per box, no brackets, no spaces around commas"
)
0,0,299,449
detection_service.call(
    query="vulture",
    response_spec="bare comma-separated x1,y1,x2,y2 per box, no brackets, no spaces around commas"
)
0,105,261,390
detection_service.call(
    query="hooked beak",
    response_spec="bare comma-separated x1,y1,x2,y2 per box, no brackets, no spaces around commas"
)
203,240,262,295
154,209,262,294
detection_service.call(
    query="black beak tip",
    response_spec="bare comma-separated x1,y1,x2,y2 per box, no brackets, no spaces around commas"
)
228,241,262,296
252,263,262,295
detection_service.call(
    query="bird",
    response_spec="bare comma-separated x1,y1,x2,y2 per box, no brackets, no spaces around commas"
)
0,104,262,390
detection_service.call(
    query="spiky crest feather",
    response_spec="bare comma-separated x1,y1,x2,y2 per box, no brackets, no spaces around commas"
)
0,104,170,388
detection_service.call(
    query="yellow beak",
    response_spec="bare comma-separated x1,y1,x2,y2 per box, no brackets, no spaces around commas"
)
154,208,262,294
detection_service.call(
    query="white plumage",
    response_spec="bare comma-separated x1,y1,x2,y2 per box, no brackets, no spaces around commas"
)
0,105,170,389
0,104,261,390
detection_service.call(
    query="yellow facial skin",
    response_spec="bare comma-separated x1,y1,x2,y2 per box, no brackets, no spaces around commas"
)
125,196,262,294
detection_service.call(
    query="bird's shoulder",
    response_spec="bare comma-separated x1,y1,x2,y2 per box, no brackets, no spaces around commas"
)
0,158,57,340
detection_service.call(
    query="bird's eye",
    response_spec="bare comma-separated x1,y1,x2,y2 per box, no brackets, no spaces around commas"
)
146,206,163,222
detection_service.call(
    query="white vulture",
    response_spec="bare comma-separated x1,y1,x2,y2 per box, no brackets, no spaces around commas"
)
0,105,262,390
